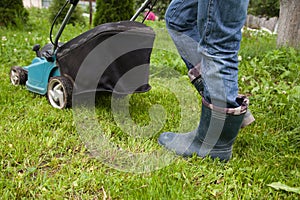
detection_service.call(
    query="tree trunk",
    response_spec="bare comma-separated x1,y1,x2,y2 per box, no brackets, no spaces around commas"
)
277,0,300,48
89,0,93,27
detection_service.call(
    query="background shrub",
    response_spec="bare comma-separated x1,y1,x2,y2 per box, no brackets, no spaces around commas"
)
248,0,280,17
134,0,171,20
93,0,134,26
48,0,86,26
0,0,29,27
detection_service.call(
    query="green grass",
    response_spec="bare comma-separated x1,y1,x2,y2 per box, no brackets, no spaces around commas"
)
1,8,300,199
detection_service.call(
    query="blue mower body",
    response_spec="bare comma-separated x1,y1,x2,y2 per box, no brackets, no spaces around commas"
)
24,56,60,95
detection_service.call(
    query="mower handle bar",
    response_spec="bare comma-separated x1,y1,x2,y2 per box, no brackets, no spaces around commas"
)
130,0,153,21
52,0,154,53
52,1,78,53
69,0,80,6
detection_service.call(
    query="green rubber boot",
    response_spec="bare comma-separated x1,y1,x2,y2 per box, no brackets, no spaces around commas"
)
158,97,248,161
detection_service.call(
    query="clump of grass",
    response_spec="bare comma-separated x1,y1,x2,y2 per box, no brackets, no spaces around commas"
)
240,28,277,60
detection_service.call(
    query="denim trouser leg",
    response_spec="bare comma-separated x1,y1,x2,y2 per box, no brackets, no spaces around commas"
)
165,0,199,70
165,0,249,108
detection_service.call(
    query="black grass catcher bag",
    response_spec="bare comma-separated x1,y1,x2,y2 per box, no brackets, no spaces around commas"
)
56,21,155,95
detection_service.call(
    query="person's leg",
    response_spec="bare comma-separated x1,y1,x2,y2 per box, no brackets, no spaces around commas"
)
165,0,199,70
197,0,249,108
159,0,251,161
165,0,254,126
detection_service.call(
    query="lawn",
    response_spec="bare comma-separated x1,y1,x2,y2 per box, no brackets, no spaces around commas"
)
0,8,299,199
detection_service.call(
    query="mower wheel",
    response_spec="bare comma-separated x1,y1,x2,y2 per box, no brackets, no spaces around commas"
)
47,76,73,109
10,66,28,86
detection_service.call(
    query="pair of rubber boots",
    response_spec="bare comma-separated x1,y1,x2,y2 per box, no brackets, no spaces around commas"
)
158,74,255,161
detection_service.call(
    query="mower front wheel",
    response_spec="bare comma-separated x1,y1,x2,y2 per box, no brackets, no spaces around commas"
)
10,66,28,86
47,76,73,109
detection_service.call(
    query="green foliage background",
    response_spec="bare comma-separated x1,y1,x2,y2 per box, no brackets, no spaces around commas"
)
134,0,279,20
0,0,281,29
248,0,280,17
48,0,86,26
93,0,134,26
134,0,171,19
0,0,29,27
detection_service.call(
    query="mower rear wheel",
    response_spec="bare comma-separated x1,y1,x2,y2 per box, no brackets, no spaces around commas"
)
47,76,73,109
10,66,28,86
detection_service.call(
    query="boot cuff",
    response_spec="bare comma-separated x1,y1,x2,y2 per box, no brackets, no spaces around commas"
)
202,95,249,115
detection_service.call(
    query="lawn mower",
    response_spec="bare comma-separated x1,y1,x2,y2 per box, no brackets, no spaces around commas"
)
10,0,157,109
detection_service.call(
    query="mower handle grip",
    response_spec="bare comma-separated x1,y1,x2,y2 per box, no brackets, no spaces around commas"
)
69,0,79,6
52,0,79,53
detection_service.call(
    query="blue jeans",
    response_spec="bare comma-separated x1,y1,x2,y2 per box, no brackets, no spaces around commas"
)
165,0,249,108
